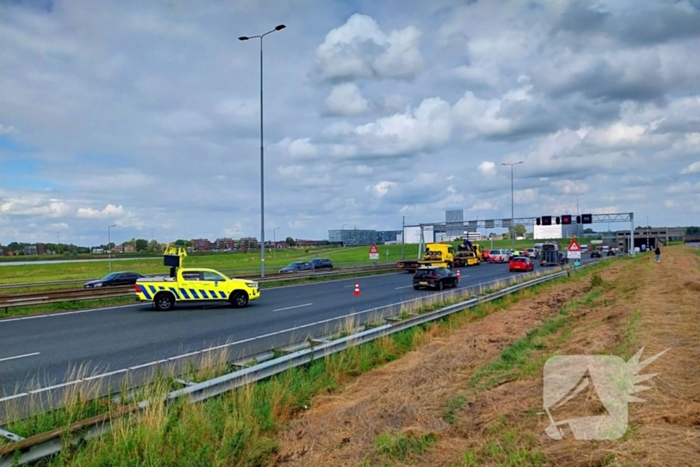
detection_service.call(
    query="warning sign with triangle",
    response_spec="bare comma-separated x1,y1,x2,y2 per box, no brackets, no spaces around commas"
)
369,244,379,254
568,240,581,252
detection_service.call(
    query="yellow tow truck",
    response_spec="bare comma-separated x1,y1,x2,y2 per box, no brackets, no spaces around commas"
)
135,245,260,311
453,239,482,267
397,243,455,272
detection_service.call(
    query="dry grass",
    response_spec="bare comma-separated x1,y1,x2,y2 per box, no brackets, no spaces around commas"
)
275,248,700,466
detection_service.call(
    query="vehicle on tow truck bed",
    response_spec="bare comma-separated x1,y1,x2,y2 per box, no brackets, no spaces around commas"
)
397,243,455,272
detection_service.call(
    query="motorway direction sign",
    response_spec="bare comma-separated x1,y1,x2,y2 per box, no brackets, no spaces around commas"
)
369,243,379,260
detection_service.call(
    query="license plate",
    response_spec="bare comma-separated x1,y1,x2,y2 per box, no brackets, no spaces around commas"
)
420,281,427,285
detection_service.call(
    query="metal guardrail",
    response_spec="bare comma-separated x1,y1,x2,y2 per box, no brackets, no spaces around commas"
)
0,264,398,311
0,263,595,465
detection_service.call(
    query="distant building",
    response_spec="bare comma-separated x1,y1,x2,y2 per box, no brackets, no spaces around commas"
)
533,224,563,240
238,237,258,250
124,244,135,253
24,245,38,255
295,239,332,247
214,238,235,251
615,226,686,253
91,247,104,254
0,246,5,256
328,229,400,246
193,238,212,252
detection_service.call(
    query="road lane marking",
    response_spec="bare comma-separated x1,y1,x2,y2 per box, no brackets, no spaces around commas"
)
0,352,40,363
0,304,137,323
29,380,82,393
273,303,313,312
0,393,28,403
395,285,414,289
83,369,129,381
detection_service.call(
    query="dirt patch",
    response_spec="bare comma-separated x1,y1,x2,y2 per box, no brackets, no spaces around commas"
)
274,249,700,466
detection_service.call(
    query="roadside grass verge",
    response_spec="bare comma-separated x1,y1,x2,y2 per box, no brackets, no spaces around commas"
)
0,262,617,465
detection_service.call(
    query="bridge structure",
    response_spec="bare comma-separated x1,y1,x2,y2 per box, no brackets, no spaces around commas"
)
404,213,635,259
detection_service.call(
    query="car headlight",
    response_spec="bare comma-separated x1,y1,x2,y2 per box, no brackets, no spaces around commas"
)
245,281,258,289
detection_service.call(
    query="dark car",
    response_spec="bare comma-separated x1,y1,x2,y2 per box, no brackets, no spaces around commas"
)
412,267,458,291
279,261,313,273
590,250,602,258
309,258,333,270
84,271,144,288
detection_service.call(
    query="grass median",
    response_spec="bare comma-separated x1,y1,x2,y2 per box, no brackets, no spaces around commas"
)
0,260,614,465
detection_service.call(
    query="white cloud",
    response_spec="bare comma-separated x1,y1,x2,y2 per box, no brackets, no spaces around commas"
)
76,204,126,219
477,161,496,176
366,181,397,197
316,14,423,81
0,123,17,134
325,83,370,116
681,161,700,174
470,201,495,210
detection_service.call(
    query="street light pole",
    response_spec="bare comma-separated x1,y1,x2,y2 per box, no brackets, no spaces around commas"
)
501,161,523,250
571,192,584,238
273,227,280,259
107,224,116,272
239,24,286,278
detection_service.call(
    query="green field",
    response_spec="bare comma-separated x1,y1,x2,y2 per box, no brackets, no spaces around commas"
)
0,239,557,285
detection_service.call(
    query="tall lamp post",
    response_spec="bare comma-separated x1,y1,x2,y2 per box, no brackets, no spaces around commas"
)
571,192,584,238
107,224,116,272
272,227,280,259
239,24,286,278
501,161,523,251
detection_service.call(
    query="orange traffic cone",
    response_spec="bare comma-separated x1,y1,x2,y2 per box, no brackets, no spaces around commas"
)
456,268,461,278
354,281,361,296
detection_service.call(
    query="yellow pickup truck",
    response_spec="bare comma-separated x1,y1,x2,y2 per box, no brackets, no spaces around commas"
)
135,268,260,311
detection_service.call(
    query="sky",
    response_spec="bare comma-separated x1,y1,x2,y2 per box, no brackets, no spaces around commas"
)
1,0,699,247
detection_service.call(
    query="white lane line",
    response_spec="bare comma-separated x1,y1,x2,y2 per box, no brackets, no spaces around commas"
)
83,369,128,381
395,285,414,289
0,352,40,362
273,303,313,312
0,392,29,403
29,380,82,393
0,304,137,323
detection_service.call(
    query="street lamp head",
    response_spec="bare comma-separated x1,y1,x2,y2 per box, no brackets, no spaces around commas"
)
275,24,286,31
238,36,249,41
109,224,116,228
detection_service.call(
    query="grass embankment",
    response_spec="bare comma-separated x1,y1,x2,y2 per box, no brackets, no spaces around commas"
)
273,246,699,466
0,260,608,464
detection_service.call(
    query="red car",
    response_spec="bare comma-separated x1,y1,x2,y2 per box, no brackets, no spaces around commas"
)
509,257,534,272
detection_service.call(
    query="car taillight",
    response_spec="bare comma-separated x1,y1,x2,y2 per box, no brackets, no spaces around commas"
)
134,284,140,292
428,275,438,279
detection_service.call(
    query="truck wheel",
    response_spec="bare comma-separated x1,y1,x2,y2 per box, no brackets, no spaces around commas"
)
154,292,175,311
229,291,249,308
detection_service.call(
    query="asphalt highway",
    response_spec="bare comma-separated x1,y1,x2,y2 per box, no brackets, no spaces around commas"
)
0,260,576,399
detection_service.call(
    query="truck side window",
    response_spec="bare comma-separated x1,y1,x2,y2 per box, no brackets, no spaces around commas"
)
203,272,226,282
182,272,202,281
